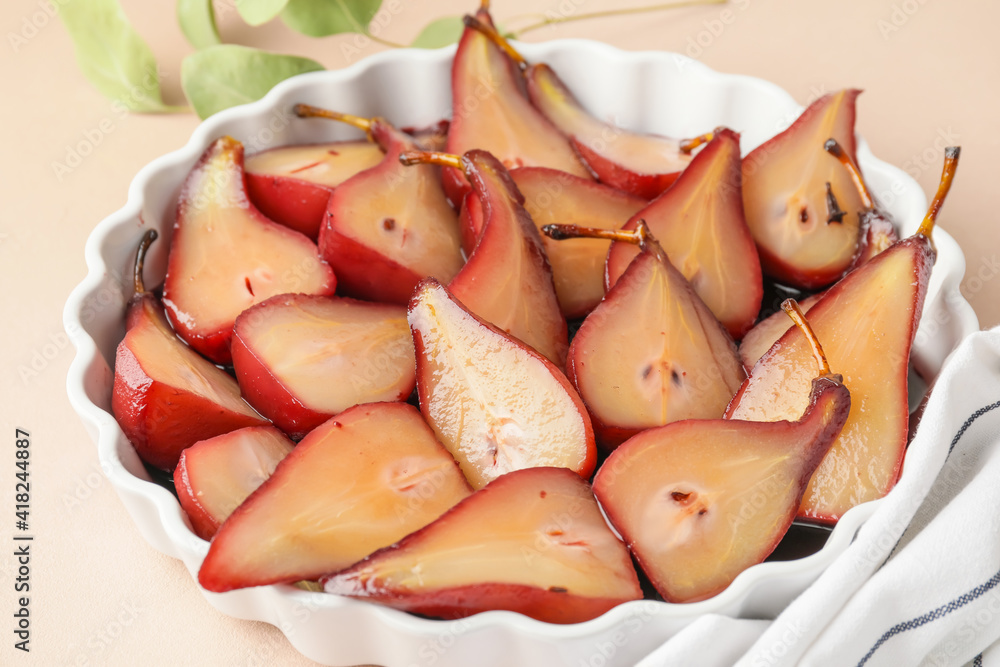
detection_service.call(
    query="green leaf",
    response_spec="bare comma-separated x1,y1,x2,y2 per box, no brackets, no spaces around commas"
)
281,0,382,37
234,0,290,26
58,0,174,112
178,0,221,49
411,16,463,49
181,44,324,119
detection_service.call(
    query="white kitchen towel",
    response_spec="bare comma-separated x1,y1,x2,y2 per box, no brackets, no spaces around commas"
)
638,328,1000,667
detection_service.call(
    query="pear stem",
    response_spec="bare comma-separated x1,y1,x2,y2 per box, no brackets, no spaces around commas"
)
679,130,714,154
917,146,961,240
823,138,873,208
508,0,728,37
463,15,528,70
133,229,158,296
543,219,656,248
544,220,670,266
399,149,465,172
781,299,831,377
293,104,373,133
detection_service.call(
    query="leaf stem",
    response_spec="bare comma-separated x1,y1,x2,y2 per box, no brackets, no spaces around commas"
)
362,30,406,49
508,0,729,38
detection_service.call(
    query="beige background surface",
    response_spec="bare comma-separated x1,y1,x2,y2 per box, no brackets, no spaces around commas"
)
1,0,997,665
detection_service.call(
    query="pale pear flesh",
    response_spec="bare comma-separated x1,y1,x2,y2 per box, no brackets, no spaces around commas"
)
198,402,472,592
594,377,849,602
409,279,594,490
163,136,335,361
569,247,745,445
742,90,865,289
323,467,642,622
175,425,293,539
446,13,590,178
527,63,692,176
727,238,932,521
606,129,762,339
244,141,384,188
235,295,415,416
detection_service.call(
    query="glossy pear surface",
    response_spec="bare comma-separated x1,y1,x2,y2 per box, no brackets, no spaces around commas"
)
323,467,642,624
568,235,745,449
444,9,589,205
174,425,293,540
231,294,416,439
448,150,568,365
409,279,595,490
245,141,384,238
113,294,266,471
319,119,463,305
198,402,472,592
727,235,935,522
594,376,849,603
742,90,865,289
526,63,692,199
606,129,762,339
162,136,336,364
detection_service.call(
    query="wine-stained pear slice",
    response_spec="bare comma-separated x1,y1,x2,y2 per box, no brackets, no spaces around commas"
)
231,294,416,439
460,168,646,318
162,136,336,364
740,142,899,370
198,402,472,593
443,8,589,206
174,425,293,540
408,279,595,490
463,15,694,200
594,302,851,603
823,138,899,267
112,231,267,471
294,105,464,305
742,90,866,289
323,467,642,624
244,141,384,239
546,222,745,450
402,149,568,366
606,129,762,339
727,148,961,523
526,64,693,199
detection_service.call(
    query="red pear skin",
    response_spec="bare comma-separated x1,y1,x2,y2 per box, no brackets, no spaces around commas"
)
563,225,746,450
162,136,336,365
525,63,693,200
112,231,266,471
727,237,935,522
244,141,384,239
231,294,416,439
443,9,589,206
447,150,568,366
113,297,268,470
198,402,472,593
319,119,463,305
742,90,865,289
323,467,643,624
594,375,850,603
409,279,595,490
174,425,293,540
606,129,762,339
461,167,646,318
